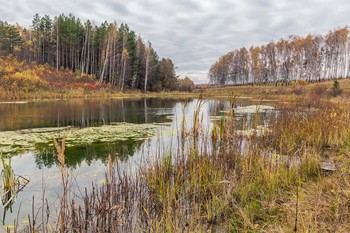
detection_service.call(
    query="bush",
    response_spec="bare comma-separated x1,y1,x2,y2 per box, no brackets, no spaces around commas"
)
177,77,195,92
299,79,308,85
331,80,342,97
1,70,48,91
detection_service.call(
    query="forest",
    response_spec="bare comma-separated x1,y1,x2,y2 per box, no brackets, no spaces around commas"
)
0,14,193,92
209,27,350,85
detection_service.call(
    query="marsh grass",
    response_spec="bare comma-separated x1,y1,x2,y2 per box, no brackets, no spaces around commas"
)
1,155,17,218
267,103,350,155
54,137,67,233
8,95,350,232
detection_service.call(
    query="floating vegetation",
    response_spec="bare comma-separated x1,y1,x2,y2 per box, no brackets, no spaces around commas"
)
221,105,275,114
0,122,160,154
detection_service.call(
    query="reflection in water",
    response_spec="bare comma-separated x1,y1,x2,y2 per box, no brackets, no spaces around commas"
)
207,99,277,131
0,97,278,226
34,139,144,169
0,98,184,131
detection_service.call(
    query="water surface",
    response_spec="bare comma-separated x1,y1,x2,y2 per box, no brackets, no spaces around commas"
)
0,97,276,227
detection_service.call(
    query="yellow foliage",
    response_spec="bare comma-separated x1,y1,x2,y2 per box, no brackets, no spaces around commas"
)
291,80,298,86
291,80,308,86
14,46,22,52
122,48,129,58
1,70,48,91
3,66,16,74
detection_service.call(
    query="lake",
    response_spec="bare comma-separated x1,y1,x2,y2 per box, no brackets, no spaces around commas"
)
0,97,276,227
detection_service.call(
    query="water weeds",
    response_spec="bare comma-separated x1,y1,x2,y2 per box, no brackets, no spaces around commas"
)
0,122,159,154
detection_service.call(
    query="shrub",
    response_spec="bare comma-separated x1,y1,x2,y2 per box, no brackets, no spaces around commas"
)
331,80,342,97
1,70,48,91
299,79,308,85
177,77,195,92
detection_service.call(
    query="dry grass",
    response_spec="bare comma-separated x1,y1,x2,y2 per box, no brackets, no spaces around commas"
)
198,78,350,103
7,93,350,232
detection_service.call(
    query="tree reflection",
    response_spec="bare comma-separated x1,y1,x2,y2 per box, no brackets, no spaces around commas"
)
34,139,144,169
0,98,188,131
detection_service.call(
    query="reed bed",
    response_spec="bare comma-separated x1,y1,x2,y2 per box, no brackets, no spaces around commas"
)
6,96,350,232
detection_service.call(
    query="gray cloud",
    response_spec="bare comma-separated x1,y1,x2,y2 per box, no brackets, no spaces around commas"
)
1,0,350,83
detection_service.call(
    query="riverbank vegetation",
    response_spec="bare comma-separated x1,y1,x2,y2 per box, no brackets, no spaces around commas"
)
199,78,350,102
0,56,195,100
4,93,350,232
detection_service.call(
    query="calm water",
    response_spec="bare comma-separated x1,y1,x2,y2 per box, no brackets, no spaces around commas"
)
0,97,276,227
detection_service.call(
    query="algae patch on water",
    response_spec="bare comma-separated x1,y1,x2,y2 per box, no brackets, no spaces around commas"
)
0,123,159,154
221,105,275,114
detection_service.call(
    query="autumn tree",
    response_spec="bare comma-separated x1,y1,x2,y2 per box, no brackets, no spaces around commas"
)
209,26,350,85
0,14,178,92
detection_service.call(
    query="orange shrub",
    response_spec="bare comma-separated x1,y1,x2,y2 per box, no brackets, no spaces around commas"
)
299,79,308,85
0,57,99,92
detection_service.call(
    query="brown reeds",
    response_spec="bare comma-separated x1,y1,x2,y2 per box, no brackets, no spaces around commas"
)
54,137,67,233
9,95,350,232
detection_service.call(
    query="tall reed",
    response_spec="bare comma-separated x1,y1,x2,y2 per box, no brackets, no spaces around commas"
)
9,96,350,232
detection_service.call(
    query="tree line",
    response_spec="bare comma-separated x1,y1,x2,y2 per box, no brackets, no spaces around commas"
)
209,27,350,85
0,14,181,91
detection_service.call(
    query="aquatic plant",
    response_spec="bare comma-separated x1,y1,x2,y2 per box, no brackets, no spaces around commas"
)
0,122,159,155
1,155,15,191
1,155,18,225
0,154,30,226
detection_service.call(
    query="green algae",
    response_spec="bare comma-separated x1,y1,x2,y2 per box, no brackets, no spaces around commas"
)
0,123,159,154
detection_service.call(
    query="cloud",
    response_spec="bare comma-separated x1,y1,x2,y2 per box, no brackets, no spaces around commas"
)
1,0,350,83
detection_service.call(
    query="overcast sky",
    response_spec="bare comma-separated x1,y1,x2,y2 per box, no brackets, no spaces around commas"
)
1,0,350,83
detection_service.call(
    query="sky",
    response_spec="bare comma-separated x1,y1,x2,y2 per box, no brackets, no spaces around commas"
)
1,0,350,83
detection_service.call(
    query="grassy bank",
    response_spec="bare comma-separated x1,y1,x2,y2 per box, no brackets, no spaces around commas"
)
0,87,197,101
4,94,350,232
198,78,350,101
